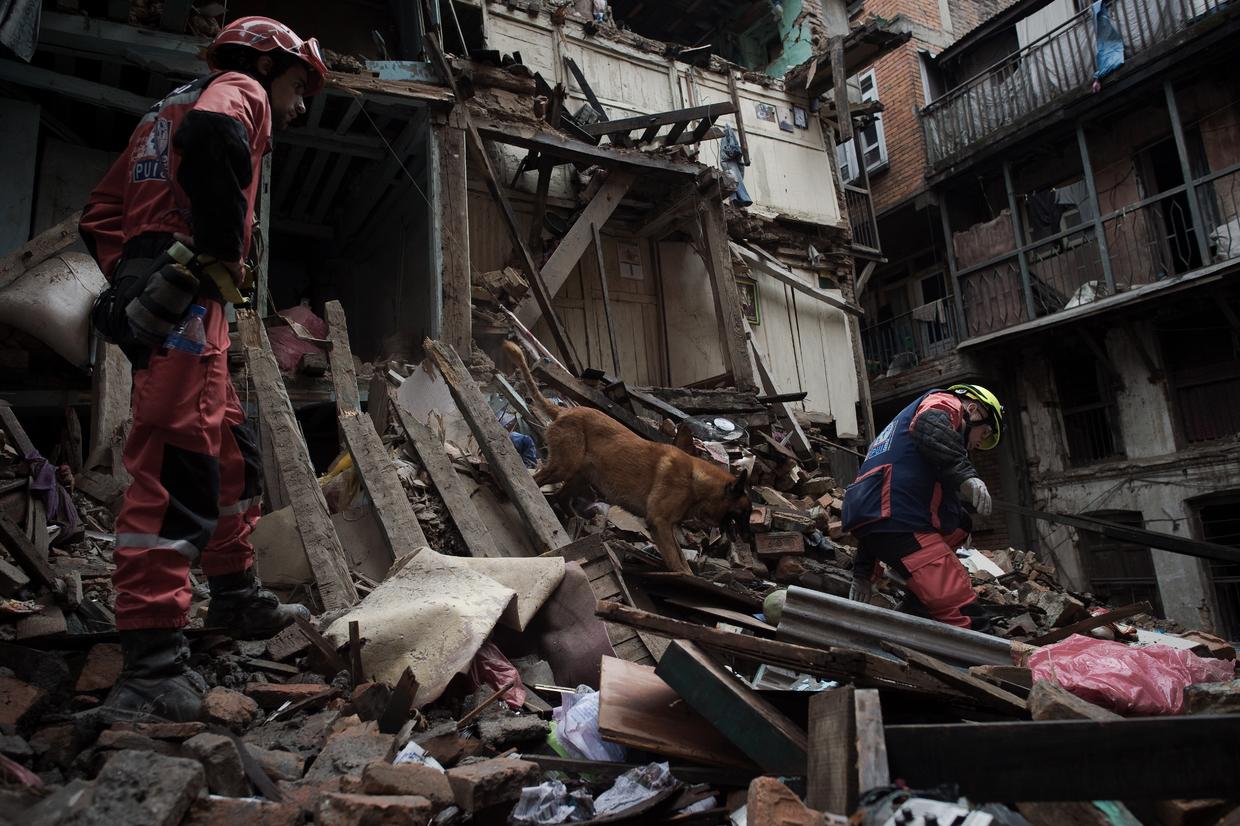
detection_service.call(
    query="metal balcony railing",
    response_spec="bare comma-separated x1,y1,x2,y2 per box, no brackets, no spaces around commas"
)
920,0,1233,167
845,183,881,253
860,299,959,379
954,162,1240,339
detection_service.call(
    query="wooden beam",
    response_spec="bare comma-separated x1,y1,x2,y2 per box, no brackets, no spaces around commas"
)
830,37,852,143
696,196,758,392
583,102,737,139
423,339,570,554
807,687,889,814
242,322,357,612
635,183,698,240
0,210,81,287
368,371,393,436
562,56,608,121
855,260,877,296
884,716,1240,801
882,643,1027,716
433,112,471,354
392,403,503,558
655,640,807,776
0,513,55,590
515,169,636,330
1029,602,1151,646
530,360,668,443
0,59,151,114
326,300,430,564
732,243,863,317
725,71,750,166
474,119,700,178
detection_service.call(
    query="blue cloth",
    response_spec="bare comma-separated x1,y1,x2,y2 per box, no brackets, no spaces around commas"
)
510,431,539,468
1093,0,1125,80
720,124,753,208
842,390,966,537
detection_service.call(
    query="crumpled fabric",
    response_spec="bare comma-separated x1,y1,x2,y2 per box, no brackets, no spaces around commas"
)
25,449,79,545
1029,634,1236,715
267,304,329,373
468,640,528,709
720,124,753,208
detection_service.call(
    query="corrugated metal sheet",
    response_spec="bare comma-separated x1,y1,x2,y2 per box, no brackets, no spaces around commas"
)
777,586,1014,667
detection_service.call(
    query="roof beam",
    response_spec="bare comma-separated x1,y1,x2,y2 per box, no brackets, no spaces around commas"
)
474,118,700,178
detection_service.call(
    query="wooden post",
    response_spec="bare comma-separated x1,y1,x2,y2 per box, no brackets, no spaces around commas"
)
434,109,471,353
697,194,758,392
1164,80,1212,266
256,154,272,317
392,403,503,559
368,370,392,436
743,321,813,460
1002,161,1038,321
244,339,357,611
87,341,131,472
806,686,890,815
326,300,430,565
424,339,570,554
237,312,288,511
830,37,852,143
1075,123,1115,294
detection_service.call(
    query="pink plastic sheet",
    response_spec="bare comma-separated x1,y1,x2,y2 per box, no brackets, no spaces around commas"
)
1029,633,1236,715
267,305,329,373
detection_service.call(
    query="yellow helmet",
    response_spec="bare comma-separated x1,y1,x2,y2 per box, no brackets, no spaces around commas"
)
948,384,1003,450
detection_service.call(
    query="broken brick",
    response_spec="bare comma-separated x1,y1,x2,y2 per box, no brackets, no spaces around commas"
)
182,797,302,826
277,777,343,817
248,745,305,782
245,682,333,710
95,729,180,756
303,721,396,782
109,721,207,741
476,713,548,749
1184,680,1240,716
754,531,804,558
360,761,454,808
747,775,825,825
317,793,433,826
1028,681,1122,722
445,757,540,812
183,732,250,797
245,709,339,760
0,675,45,731
29,723,76,769
349,682,391,722
203,687,260,731
84,749,205,826
74,644,123,693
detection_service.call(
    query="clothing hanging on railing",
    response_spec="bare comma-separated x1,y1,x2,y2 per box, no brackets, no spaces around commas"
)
1092,0,1126,80
720,124,753,208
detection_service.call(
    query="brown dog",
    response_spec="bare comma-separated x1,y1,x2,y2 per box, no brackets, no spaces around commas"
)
503,341,749,574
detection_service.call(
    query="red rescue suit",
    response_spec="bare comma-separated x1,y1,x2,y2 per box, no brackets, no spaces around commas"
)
81,72,271,630
843,391,986,629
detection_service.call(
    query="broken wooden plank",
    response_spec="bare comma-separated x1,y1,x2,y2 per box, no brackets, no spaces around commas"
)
515,169,636,330
424,339,569,554
324,301,361,414
0,512,55,589
368,370,392,436
655,640,807,775
807,687,889,814
583,102,737,140
244,341,357,612
884,715,1240,801
0,210,81,287
744,321,814,461
434,110,472,354
725,71,750,166
830,37,852,143
530,359,668,443
392,402,503,559
266,623,313,662
1029,602,1151,646
475,118,699,178
293,614,347,674
378,666,419,734
592,222,622,378
339,411,430,564
881,643,1027,716
597,656,754,769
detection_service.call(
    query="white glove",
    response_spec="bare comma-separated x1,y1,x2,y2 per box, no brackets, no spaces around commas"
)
848,576,873,603
961,477,992,517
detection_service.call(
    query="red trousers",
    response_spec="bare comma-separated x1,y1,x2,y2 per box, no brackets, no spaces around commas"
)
113,296,262,630
899,528,976,629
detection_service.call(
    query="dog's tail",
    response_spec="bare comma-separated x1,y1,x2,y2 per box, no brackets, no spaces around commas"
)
502,340,562,422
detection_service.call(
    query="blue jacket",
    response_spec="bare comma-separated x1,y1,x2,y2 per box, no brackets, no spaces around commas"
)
842,390,970,536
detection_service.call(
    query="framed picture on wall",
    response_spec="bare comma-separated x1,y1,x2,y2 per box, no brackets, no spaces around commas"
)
755,102,777,123
793,106,808,128
736,277,760,325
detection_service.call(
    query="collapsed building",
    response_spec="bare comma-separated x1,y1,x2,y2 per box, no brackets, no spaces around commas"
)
1,2,1239,825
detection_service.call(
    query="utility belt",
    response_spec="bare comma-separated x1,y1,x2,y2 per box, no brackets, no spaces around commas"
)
93,233,253,361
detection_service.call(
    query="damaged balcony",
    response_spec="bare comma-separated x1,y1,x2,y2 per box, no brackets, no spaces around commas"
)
920,0,1238,170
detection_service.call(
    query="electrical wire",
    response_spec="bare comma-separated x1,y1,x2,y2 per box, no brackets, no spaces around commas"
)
353,93,434,209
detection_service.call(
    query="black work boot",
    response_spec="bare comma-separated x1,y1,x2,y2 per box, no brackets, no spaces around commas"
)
205,568,310,640
104,629,206,722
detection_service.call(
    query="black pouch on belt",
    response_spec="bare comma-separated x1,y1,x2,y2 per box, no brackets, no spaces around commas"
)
123,255,200,348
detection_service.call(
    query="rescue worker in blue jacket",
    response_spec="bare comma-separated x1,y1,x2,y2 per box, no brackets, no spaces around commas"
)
841,384,1003,629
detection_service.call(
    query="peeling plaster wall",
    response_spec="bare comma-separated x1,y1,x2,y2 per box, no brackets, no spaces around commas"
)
1015,321,1232,631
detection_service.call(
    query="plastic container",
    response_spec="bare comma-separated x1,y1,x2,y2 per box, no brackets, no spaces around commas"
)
165,304,207,354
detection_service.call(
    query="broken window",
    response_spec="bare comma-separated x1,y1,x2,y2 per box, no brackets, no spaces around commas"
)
836,70,887,182
1193,491,1240,641
1051,347,1123,466
1078,510,1163,616
1157,305,1240,444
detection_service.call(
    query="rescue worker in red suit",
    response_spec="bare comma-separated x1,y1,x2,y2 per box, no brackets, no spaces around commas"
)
841,385,1004,630
79,18,328,721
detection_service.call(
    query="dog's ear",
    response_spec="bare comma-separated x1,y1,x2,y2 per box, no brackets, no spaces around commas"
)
729,468,749,496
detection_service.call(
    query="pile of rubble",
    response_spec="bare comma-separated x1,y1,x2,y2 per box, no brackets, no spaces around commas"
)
2,312,1240,825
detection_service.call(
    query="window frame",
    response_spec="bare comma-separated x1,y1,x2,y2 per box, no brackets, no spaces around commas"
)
836,69,889,183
